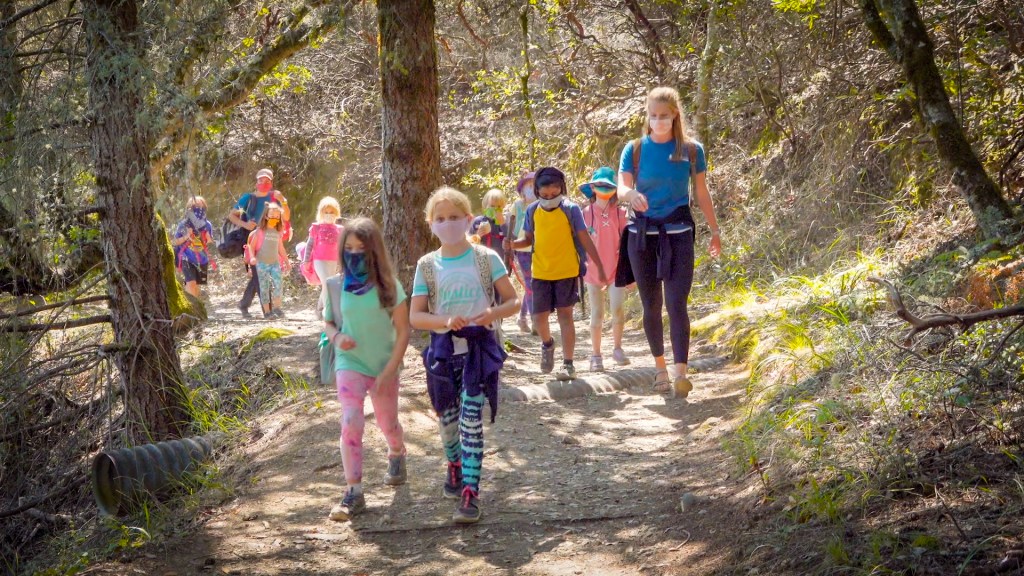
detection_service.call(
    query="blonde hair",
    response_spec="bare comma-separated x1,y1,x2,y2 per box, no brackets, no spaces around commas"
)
316,196,341,224
185,196,207,210
645,86,691,162
424,186,472,221
481,189,506,210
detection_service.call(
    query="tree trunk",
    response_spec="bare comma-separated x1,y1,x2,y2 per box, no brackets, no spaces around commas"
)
861,0,1015,240
0,2,18,152
694,1,721,146
84,0,187,441
520,3,537,169
378,0,441,285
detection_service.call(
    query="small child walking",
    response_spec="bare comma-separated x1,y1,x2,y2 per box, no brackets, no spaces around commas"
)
172,195,215,298
410,186,520,524
302,196,344,285
245,202,290,318
511,167,606,381
505,172,537,333
323,217,411,521
579,167,631,371
470,189,508,264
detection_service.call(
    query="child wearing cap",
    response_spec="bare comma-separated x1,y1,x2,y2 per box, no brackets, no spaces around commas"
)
579,167,631,371
511,167,606,380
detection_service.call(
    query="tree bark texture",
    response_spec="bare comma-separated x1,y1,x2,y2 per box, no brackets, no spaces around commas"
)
861,0,1014,240
84,0,187,441
694,2,721,147
378,0,442,284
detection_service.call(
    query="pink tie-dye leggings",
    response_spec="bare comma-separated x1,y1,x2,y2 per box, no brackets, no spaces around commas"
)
336,370,406,485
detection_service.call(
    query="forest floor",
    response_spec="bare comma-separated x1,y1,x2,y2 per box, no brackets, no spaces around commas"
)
97,268,764,576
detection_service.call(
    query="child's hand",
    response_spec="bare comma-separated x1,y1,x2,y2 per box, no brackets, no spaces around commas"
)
336,334,357,350
372,366,399,393
471,307,497,328
249,257,258,266
476,221,491,236
446,315,470,331
598,267,609,285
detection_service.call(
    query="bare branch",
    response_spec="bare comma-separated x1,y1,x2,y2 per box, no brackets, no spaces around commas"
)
0,295,109,320
151,1,348,175
869,276,1024,344
0,0,64,32
0,313,112,334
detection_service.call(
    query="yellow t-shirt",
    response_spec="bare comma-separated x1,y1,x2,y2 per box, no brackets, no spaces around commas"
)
531,205,581,281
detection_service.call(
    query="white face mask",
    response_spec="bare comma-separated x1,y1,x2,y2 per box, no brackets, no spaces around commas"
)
522,185,536,201
431,219,469,245
539,196,563,210
649,117,673,136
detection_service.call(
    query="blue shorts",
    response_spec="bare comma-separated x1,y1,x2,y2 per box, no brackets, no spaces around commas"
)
531,277,579,314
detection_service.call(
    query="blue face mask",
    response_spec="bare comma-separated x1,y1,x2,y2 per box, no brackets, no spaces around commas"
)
187,206,207,230
342,251,371,294
344,251,367,280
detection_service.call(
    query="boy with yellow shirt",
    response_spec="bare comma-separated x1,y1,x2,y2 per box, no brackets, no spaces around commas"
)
511,167,607,380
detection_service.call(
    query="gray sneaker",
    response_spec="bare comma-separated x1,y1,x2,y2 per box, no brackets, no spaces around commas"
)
540,341,555,373
517,317,531,333
589,355,605,372
452,486,481,524
612,348,631,366
328,489,365,521
555,362,576,381
385,454,407,486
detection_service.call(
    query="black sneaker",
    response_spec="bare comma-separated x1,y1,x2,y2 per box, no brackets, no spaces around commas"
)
453,486,481,524
328,488,365,521
385,454,407,486
443,461,462,499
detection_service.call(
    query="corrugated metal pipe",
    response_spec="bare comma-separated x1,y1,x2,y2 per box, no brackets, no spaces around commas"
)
91,433,222,516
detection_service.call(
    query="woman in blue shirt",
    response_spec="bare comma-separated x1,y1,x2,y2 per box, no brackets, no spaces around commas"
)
617,86,723,398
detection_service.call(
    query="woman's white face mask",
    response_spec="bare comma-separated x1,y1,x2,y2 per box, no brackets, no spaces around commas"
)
649,116,673,136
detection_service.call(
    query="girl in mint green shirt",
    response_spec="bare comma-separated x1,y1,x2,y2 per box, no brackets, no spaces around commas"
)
322,217,410,522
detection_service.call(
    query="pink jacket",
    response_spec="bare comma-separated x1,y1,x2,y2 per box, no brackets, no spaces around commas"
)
304,223,343,263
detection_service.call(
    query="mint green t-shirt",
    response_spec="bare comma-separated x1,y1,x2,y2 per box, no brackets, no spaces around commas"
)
323,280,407,377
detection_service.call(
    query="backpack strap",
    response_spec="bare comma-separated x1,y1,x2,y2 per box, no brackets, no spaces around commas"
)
687,141,699,209
416,252,439,314
558,202,587,278
471,244,495,306
632,138,642,184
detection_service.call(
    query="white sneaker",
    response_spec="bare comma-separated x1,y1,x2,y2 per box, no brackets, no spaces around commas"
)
612,348,631,366
589,355,605,372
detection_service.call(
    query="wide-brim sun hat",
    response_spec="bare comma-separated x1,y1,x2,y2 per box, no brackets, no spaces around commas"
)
579,166,616,199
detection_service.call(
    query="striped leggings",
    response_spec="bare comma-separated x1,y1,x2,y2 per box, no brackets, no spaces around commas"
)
438,389,486,492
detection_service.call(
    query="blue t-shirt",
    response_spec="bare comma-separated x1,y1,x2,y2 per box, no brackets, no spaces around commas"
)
618,136,707,220
234,192,274,223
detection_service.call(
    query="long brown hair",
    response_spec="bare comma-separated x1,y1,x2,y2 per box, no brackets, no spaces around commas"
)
644,86,692,162
339,217,398,309
257,202,285,233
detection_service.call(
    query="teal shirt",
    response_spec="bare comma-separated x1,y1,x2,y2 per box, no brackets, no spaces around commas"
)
323,280,407,377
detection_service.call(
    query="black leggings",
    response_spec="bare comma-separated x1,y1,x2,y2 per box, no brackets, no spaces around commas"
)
627,230,694,364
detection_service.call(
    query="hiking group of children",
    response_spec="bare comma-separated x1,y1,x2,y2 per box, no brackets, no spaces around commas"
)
172,86,722,526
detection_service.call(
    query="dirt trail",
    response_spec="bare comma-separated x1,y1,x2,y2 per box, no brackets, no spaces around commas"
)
142,274,757,575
